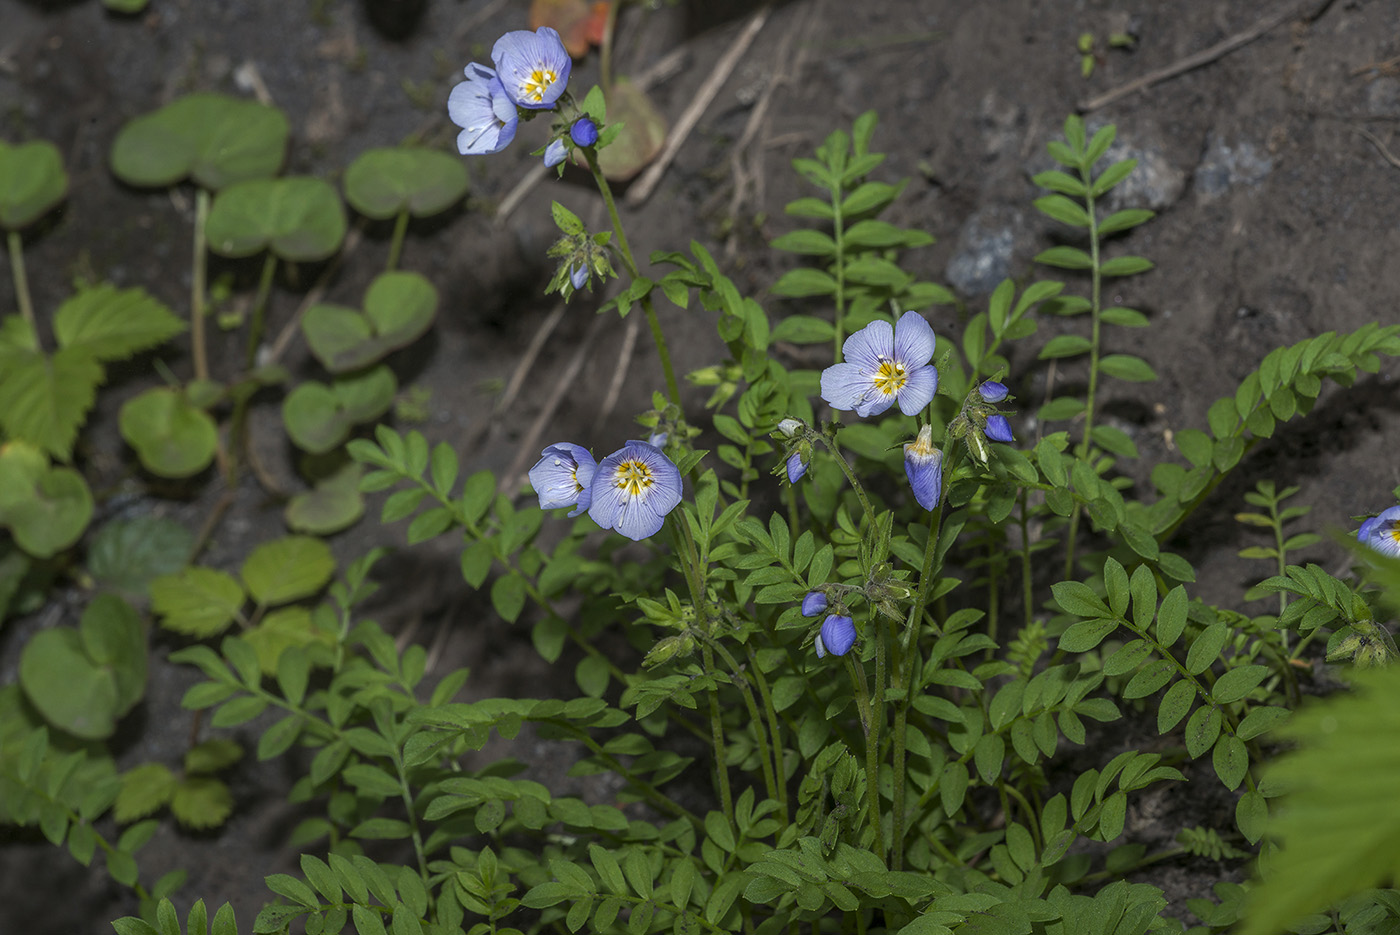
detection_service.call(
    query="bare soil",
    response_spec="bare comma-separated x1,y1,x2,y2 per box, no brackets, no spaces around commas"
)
3,0,1400,931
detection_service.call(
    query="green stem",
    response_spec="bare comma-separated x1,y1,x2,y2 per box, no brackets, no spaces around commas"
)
708,639,780,809
830,176,847,360
1063,175,1102,579
393,751,432,887
192,189,211,382
7,231,38,348
386,208,410,271
583,147,681,405
866,614,887,860
701,642,736,834
744,643,791,825
245,253,278,371
1019,490,1034,633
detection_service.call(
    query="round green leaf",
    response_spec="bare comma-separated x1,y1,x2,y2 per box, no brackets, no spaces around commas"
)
80,595,148,712
344,147,468,220
281,365,397,454
240,536,335,607
119,387,219,478
0,443,94,558
285,463,364,535
0,140,68,230
110,93,288,191
205,177,346,261
302,272,438,373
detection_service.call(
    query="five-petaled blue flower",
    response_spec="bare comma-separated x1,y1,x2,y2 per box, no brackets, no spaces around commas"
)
588,440,683,541
801,591,828,617
984,414,1014,444
978,381,1009,403
903,424,943,511
571,117,599,147
447,64,519,155
820,311,938,418
493,27,572,110
528,443,598,516
1359,506,1400,558
815,615,856,658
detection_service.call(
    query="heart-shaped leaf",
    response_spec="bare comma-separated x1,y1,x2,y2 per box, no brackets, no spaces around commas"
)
0,140,68,230
205,176,346,262
281,365,396,453
19,595,146,739
54,284,185,361
286,462,364,534
343,148,468,220
240,536,335,607
119,387,219,478
302,271,438,373
110,93,289,191
597,78,667,181
0,443,94,558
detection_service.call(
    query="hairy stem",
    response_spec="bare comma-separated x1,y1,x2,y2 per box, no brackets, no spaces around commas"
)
191,188,211,381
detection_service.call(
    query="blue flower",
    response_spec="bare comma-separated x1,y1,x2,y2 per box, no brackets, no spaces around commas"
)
1359,506,1400,558
528,443,597,516
984,414,1013,444
543,138,567,168
815,615,856,658
447,64,519,155
570,264,588,290
588,440,683,540
903,424,943,511
820,311,938,418
786,451,808,484
492,27,572,110
978,381,1009,403
801,591,828,617
571,117,599,147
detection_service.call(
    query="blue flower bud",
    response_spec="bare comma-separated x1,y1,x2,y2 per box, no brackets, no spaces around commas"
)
543,138,567,168
801,591,828,617
570,264,588,290
571,117,599,147
903,425,942,511
978,380,1009,403
984,414,1013,444
820,615,856,657
786,451,808,484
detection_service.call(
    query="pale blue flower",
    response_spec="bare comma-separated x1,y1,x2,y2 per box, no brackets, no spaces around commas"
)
528,443,597,516
820,311,938,418
1359,506,1400,558
543,139,567,168
570,264,588,289
786,451,807,483
815,615,856,658
492,27,572,110
447,64,519,155
571,117,599,147
903,425,942,511
588,440,683,540
801,592,827,617
984,414,1013,444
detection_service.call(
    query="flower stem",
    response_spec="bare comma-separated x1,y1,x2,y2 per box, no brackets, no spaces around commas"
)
191,188,211,382
7,231,38,349
245,253,278,371
583,147,682,405
866,613,887,860
386,208,410,272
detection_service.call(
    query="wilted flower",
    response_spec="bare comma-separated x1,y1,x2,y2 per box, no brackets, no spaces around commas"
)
815,615,856,658
820,311,938,418
786,451,808,484
801,591,828,617
492,27,572,110
528,443,597,516
1359,506,1400,558
903,424,943,511
570,117,599,147
447,64,519,155
588,440,683,540
570,264,588,290
543,138,567,168
984,414,1014,444
978,380,1009,403
776,418,803,438
647,431,669,449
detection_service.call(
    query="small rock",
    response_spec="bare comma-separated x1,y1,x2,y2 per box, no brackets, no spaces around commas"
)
1194,133,1273,197
945,205,1025,297
1102,140,1186,211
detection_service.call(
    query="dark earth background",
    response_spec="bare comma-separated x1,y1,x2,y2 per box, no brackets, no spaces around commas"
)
3,0,1400,931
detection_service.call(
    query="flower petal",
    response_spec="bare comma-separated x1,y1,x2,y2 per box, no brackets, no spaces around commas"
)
978,380,1009,403
528,443,597,511
984,414,1014,443
821,361,875,413
841,318,892,372
904,429,942,511
786,451,807,483
895,363,938,416
587,441,682,540
892,311,935,367
543,139,567,168
821,615,857,656
801,591,828,617
492,26,573,109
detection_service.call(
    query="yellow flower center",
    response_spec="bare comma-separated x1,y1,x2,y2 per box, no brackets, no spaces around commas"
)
872,359,907,396
521,67,559,104
1390,524,1400,543
613,459,655,498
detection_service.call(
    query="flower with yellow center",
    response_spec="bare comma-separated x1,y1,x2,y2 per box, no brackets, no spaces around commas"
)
1359,506,1400,558
821,311,938,418
491,27,573,111
589,440,683,541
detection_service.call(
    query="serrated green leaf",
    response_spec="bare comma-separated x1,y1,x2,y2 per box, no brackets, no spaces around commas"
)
170,776,234,829
114,763,177,823
0,344,103,462
151,568,245,637
240,536,334,606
